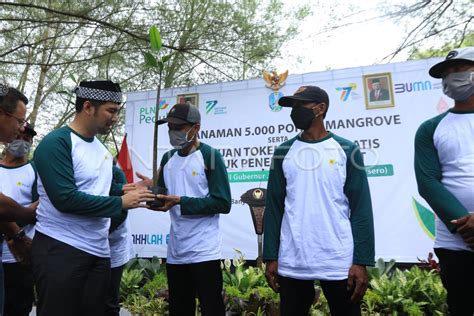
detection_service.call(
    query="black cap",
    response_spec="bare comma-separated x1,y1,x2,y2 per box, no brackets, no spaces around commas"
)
429,47,474,78
24,123,37,137
278,86,330,107
157,103,201,125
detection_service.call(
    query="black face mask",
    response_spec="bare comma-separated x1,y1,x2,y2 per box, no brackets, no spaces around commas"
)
291,106,316,130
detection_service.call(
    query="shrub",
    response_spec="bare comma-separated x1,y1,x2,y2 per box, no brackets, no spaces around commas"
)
362,266,447,315
120,254,448,316
126,256,163,281
120,268,144,302
121,257,168,314
122,293,168,315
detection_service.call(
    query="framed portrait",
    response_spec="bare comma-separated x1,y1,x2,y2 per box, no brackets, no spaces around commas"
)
363,73,395,109
176,93,199,108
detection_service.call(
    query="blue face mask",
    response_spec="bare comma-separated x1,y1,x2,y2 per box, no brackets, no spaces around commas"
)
442,71,474,101
7,139,31,158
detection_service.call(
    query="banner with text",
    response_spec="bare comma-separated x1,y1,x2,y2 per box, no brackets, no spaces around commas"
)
126,58,447,262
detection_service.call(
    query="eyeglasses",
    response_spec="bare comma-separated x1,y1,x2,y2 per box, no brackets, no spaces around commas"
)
0,109,28,127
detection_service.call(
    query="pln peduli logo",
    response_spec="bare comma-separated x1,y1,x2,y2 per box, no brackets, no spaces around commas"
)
335,83,362,102
138,99,169,124
159,99,169,110
412,197,435,240
263,70,288,112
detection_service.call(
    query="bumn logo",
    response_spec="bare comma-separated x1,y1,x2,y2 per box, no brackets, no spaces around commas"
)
394,81,441,94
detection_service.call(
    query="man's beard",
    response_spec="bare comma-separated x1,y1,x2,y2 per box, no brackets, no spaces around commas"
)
97,123,112,135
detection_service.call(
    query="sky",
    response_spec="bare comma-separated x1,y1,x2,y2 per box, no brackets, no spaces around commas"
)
274,0,416,74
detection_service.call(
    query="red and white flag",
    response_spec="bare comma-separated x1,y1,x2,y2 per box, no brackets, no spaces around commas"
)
117,134,134,183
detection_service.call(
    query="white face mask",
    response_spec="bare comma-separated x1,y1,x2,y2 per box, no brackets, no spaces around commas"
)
442,71,474,101
168,126,195,150
7,139,31,158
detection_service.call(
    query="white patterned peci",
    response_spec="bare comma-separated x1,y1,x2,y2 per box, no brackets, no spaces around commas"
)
74,86,122,103
0,82,8,96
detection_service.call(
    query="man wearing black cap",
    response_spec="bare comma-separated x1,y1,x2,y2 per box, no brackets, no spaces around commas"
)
32,80,155,316
148,103,231,315
263,86,375,316
0,123,38,316
415,46,474,315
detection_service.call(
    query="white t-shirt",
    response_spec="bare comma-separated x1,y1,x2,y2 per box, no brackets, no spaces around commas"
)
0,162,37,263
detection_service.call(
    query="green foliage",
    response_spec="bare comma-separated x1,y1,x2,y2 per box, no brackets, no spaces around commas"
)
362,266,447,315
158,60,164,72
221,252,267,293
225,288,279,316
120,268,144,302
145,25,166,73
142,272,168,298
121,257,169,314
222,250,278,315
309,287,330,315
149,25,162,52
367,258,396,281
121,293,148,314
161,54,173,64
409,32,474,60
144,52,158,68
122,293,168,315
254,286,279,302
119,253,447,316
126,256,163,281
0,0,309,136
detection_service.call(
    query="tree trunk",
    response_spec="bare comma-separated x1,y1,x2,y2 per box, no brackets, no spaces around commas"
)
28,28,50,128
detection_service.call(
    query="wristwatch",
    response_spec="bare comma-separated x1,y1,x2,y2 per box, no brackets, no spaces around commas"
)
6,229,26,242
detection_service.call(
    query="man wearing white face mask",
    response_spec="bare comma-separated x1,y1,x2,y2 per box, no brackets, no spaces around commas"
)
151,103,231,316
415,46,474,316
0,123,37,316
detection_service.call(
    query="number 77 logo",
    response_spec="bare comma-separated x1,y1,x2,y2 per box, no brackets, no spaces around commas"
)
206,100,218,114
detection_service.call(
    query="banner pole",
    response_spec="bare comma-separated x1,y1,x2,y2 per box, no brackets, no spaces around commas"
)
257,234,263,268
